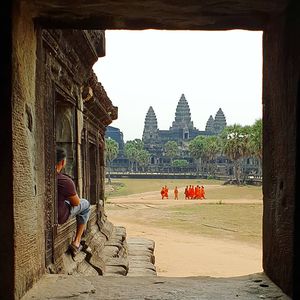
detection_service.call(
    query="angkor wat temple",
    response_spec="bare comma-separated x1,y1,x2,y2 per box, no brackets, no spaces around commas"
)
143,93,226,143
106,94,228,171
142,93,227,166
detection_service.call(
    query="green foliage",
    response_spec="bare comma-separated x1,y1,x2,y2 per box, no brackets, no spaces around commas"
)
124,139,151,171
172,159,189,167
219,123,262,183
189,135,206,159
105,138,119,163
220,124,249,161
124,139,144,163
249,119,262,159
164,141,179,159
105,138,119,183
136,149,151,166
202,136,221,160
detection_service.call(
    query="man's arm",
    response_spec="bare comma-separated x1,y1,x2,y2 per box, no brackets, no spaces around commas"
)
68,194,80,206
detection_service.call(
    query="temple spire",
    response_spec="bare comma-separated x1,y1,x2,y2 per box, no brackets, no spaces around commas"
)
205,115,215,133
170,94,194,130
213,108,227,134
142,106,159,143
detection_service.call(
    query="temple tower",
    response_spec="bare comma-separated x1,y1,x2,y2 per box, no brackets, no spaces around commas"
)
170,94,194,130
205,115,215,133
213,108,227,134
142,106,159,144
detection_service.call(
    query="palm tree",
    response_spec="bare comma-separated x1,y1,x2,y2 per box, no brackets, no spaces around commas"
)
203,136,221,176
105,138,119,184
124,139,144,172
189,135,206,174
136,149,150,172
249,119,262,176
220,124,249,184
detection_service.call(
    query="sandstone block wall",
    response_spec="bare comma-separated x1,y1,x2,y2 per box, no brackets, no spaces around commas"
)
12,3,46,298
263,12,300,296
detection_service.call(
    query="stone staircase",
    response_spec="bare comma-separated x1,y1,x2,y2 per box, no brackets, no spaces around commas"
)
59,216,156,277
127,237,156,276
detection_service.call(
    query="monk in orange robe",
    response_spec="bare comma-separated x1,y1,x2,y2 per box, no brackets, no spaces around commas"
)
184,186,189,200
190,185,195,199
195,185,200,199
174,186,179,200
188,185,192,199
200,186,206,199
160,187,165,199
164,185,169,199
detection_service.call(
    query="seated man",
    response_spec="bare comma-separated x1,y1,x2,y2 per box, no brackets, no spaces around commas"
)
56,147,91,256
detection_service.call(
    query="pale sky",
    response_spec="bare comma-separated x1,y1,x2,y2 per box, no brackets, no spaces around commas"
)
93,30,263,142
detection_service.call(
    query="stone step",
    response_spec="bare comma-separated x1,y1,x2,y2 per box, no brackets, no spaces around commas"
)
128,255,154,263
128,260,156,272
127,268,157,276
105,257,129,269
104,265,127,276
127,237,157,276
127,237,155,251
102,245,119,260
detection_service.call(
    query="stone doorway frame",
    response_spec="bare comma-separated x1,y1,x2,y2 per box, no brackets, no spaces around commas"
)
2,1,299,299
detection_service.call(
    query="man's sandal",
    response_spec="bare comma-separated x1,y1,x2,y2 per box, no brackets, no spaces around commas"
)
69,243,83,257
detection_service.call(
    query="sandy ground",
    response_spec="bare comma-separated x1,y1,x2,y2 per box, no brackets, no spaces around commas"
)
106,187,263,278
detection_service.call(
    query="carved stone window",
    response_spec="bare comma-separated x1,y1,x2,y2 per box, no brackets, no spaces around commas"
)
55,98,77,184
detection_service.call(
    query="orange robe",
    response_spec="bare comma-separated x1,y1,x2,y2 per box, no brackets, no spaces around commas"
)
161,187,165,199
195,186,200,199
188,186,192,199
200,187,205,199
190,186,195,199
174,188,179,200
184,187,189,199
165,187,169,199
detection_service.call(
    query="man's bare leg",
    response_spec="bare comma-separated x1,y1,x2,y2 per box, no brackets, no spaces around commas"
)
72,223,85,248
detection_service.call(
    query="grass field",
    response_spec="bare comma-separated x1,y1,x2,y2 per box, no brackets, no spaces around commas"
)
105,178,262,200
105,178,263,246
153,203,262,245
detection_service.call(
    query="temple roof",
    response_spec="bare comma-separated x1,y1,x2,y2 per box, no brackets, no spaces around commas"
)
213,108,227,133
205,115,215,132
144,106,158,129
171,94,194,130
214,108,226,125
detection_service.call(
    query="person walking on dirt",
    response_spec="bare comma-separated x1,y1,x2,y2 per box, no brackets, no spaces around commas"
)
174,186,179,200
184,186,189,199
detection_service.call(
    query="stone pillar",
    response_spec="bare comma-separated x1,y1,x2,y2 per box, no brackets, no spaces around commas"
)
263,8,300,297
0,2,14,300
12,3,46,299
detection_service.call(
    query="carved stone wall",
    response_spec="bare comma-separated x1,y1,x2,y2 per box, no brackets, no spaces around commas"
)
12,4,45,299
263,11,300,296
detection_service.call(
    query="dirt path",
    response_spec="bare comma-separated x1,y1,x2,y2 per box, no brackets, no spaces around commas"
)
106,188,263,277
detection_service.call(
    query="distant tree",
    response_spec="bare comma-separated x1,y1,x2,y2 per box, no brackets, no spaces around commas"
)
105,138,119,184
220,124,250,184
136,149,151,172
249,119,262,175
126,139,144,151
124,139,144,172
164,141,179,163
172,159,189,168
189,135,206,173
203,136,221,175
